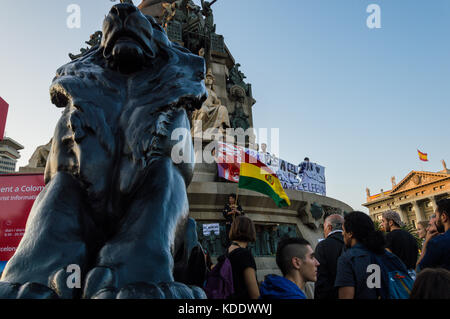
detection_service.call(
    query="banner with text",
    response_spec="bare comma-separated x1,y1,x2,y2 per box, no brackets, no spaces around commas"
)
216,142,326,196
0,174,45,269
202,223,220,236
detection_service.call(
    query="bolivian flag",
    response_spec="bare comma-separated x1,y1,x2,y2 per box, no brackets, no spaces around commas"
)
418,149,428,162
238,156,291,208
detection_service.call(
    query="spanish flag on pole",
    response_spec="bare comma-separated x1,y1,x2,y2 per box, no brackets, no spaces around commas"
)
418,149,428,162
238,155,291,208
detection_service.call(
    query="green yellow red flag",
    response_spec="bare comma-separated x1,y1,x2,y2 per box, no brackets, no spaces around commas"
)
238,156,291,208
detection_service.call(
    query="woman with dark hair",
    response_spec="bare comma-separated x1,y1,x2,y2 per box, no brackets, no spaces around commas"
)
410,268,450,299
227,216,260,299
343,211,386,254
335,211,409,299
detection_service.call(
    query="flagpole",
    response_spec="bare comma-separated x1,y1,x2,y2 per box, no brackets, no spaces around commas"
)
234,148,243,221
418,148,423,171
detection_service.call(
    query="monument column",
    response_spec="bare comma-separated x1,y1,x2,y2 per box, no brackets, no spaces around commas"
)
412,200,426,222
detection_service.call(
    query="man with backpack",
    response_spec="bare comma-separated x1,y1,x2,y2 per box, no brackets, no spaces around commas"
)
335,211,414,299
382,210,418,275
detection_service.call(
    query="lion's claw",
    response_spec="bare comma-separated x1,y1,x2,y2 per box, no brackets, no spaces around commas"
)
116,283,164,299
82,266,116,299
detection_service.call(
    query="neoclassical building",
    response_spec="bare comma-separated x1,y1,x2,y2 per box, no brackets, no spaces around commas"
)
0,137,23,174
363,160,450,228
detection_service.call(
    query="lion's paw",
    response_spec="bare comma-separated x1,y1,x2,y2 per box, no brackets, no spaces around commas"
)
0,281,59,299
93,282,205,299
82,266,206,299
156,282,206,299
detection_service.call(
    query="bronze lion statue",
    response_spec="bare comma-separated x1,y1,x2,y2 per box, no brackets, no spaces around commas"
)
0,2,207,299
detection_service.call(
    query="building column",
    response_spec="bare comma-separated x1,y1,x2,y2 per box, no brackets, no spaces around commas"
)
430,196,437,213
412,200,426,222
398,205,409,223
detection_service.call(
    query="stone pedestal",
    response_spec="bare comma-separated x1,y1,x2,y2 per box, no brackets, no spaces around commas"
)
187,162,353,252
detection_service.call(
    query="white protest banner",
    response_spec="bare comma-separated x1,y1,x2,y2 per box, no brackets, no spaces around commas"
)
296,160,326,196
258,152,326,196
215,142,326,196
202,223,220,236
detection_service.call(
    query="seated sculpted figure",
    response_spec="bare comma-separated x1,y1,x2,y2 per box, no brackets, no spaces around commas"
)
191,69,230,138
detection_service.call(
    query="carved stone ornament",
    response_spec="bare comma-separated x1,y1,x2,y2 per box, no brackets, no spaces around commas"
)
229,85,250,130
0,2,208,299
412,175,421,185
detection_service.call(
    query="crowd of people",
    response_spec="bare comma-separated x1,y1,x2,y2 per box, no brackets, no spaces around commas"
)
201,198,450,299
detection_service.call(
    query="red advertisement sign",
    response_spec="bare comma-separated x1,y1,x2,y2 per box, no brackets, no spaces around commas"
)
0,174,45,262
0,97,9,140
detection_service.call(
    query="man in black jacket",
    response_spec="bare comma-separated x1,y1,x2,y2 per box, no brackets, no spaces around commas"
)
314,214,345,299
222,194,244,246
382,210,418,272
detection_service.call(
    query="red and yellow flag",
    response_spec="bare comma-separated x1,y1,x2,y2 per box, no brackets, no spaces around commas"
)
418,149,428,162
238,156,290,208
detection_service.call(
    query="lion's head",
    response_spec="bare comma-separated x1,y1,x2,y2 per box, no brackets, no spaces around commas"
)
101,2,160,74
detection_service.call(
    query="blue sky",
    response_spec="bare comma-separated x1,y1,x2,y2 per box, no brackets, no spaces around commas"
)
1,0,449,212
